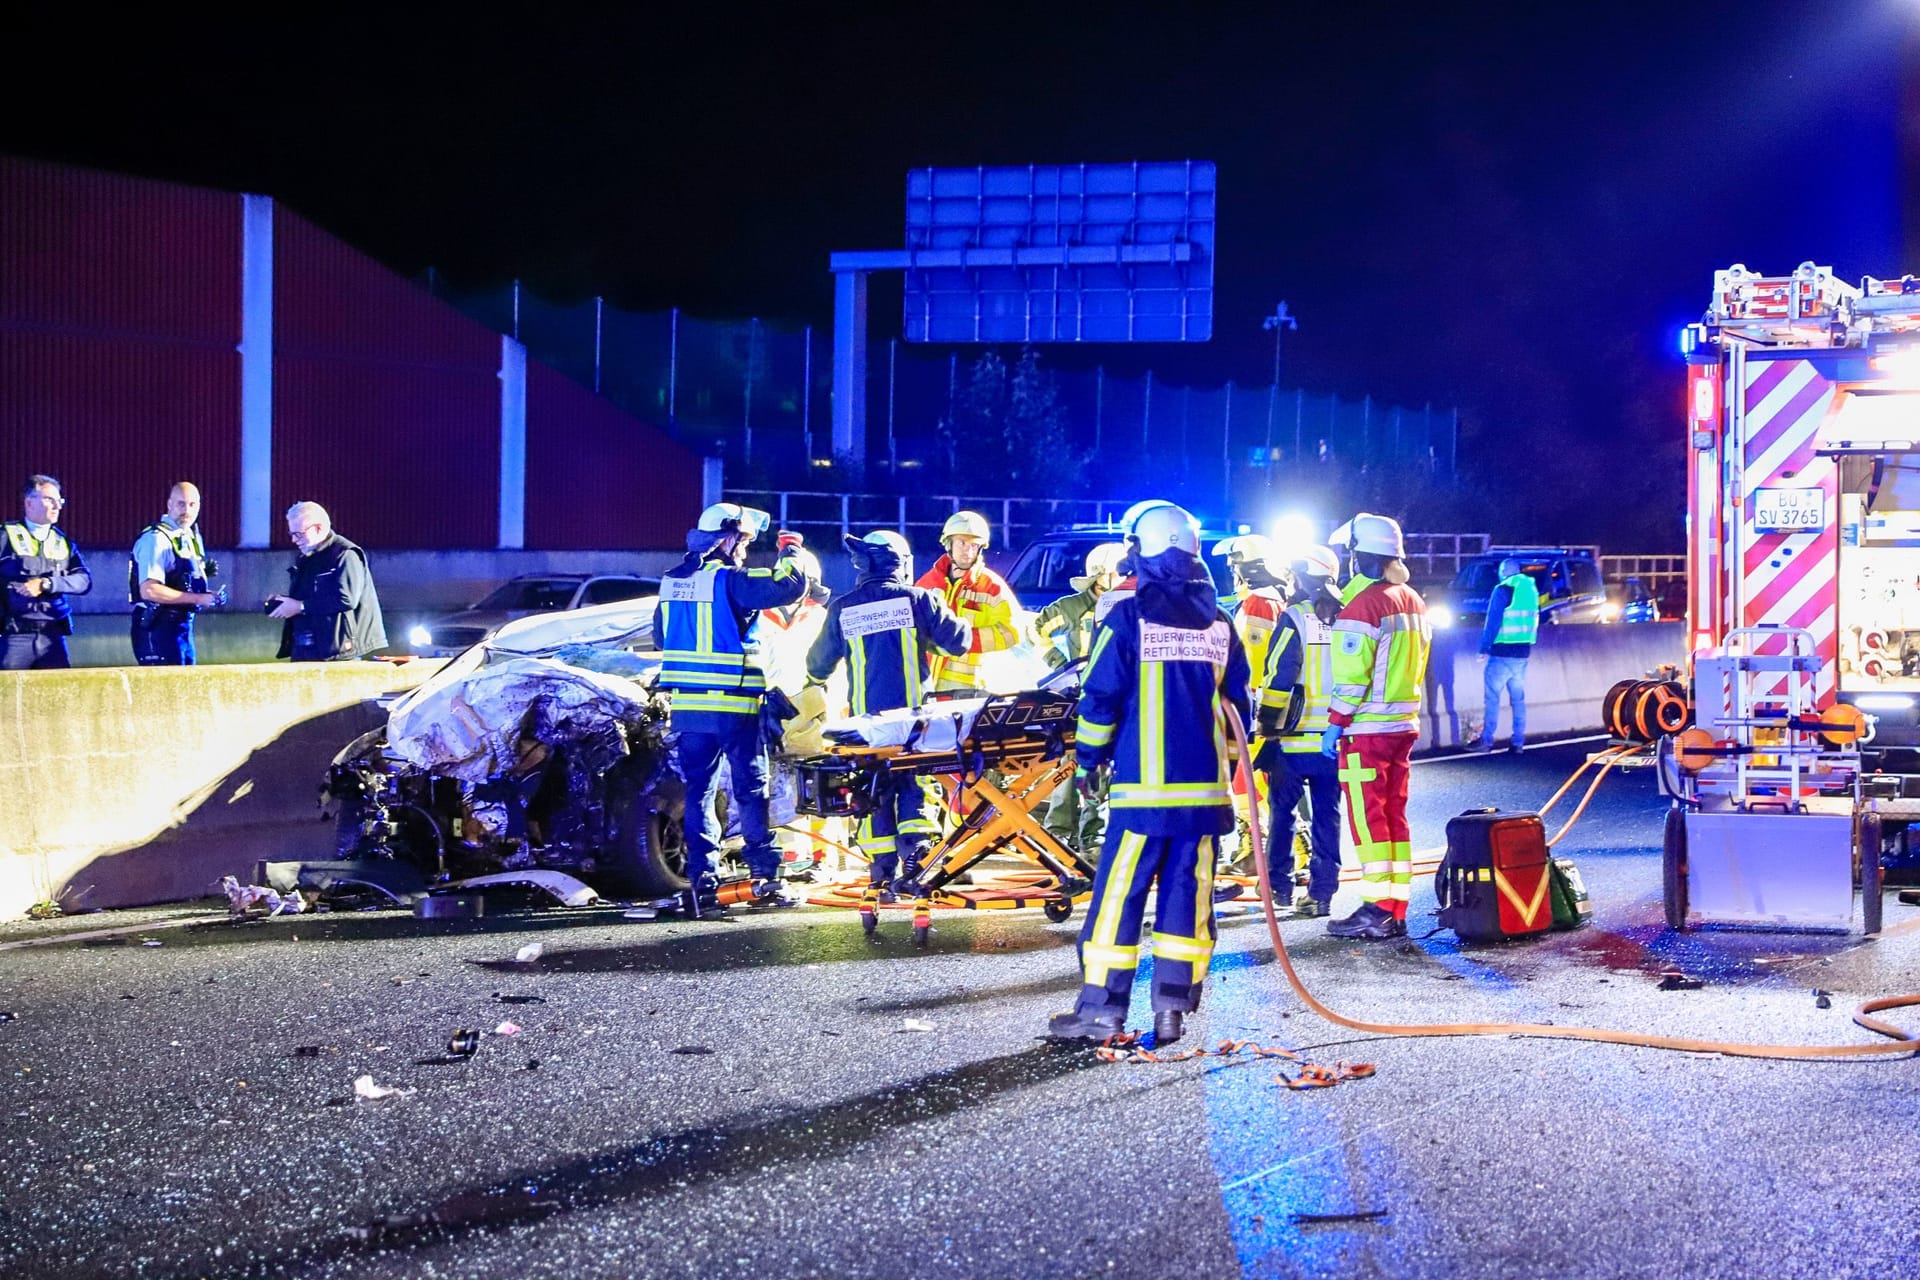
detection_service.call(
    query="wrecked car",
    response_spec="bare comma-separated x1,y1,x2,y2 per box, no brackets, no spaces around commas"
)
320,599,693,902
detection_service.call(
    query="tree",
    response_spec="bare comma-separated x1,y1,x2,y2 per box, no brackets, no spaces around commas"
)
1006,347,1085,492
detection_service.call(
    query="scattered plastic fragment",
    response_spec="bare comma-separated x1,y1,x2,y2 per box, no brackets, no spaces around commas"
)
622,906,658,921
525,1059,540,1070
220,875,306,918
1813,989,1833,1010
514,943,544,963
669,1046,714,1055
353,1074,415,1101
0,1012,16,1024
1657,972,1705,991
1292,1209,1389,1226
1089,1032,1374,1090
494,1022,521,1036
900,1018,935,1033
141,939,162,947
493,992,546,1005
292,1045,322,1058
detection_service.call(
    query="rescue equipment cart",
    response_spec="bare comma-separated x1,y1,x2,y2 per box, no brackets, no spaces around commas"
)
1658,628,1880,933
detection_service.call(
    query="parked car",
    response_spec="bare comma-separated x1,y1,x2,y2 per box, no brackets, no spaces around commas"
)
1601,576,1664,624
406,573,660,656
1428,548,1611,632
1005,524,1241,606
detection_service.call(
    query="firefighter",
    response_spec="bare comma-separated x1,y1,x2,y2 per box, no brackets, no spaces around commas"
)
1255,545,1344,917
655,502,813,917
1322,513,1431,939
1212,534,1288,685
758,534,840,875
1034,542,1127,858
806,530,972,926
917,510,1021,693
1476,557,1539,753
1048,502,1250,1046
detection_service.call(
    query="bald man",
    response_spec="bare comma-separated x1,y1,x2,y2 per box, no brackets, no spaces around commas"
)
129,481,225,665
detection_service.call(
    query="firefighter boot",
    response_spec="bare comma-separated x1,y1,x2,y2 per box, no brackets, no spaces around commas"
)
1326,901,1405,940
1046,1006,1127,1039
1153,1010,1185,1046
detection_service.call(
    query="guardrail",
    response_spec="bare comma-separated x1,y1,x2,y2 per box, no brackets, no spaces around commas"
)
1601,554,1686,589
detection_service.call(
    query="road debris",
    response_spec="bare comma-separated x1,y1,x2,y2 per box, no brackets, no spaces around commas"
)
1657,972,1705,991
353,1074,415,1101
447,1030,481,1057
1292,1209,1390,1226
900,1018,936,1033
292,1045,323,1058
1814,989,1833,1009
1091,1034,1377,1091
221,875,307,917
493,1022,522,1036
514,943,544,964
492,993,546,1005
669,1046,714,1055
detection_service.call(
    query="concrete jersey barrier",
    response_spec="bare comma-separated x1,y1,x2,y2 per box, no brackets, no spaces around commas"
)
1422,621,1684,750
0,661,438,919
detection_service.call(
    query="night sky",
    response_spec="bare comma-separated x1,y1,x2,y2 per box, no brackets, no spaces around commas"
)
4,1,1915,542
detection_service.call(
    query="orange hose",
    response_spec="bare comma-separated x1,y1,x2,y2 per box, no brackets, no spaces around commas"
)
1234,722,1919,1061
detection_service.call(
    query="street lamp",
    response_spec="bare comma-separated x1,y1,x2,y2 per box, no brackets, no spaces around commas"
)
1262,302,1298,481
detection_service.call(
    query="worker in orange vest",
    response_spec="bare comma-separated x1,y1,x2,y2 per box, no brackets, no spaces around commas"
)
915,510,1023,693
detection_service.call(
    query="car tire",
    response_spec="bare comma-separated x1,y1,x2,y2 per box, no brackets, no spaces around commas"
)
606,774,689,898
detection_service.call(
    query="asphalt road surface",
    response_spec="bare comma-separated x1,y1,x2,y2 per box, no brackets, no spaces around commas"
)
2,739,1916,1279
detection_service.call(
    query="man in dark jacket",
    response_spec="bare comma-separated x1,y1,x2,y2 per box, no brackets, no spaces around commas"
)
1048,502,1251,1047
1,475,92,670
271,501,387,661
806,530,972,929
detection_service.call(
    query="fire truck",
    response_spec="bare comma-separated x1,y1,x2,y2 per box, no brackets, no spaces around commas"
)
1657,263,1920,933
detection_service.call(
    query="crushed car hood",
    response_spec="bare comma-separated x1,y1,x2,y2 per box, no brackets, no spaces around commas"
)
385,598,663,783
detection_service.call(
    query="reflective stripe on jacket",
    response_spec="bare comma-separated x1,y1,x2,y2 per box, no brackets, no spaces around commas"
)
1328,574,1431,736
1075,596,1251,836
657,558,806,718
806,583,972,716
1258,603,1334,751
915,555,1021,691
1491,573,1540,647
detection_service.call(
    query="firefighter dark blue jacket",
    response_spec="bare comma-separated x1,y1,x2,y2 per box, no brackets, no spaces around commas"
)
805,536,972,714
656,531,809,733
1,522,92,635
1076,548,1251,836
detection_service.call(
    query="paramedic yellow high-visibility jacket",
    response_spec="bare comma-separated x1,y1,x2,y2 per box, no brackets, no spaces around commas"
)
1076,563,1251,837
1327,573,1431,735
1257,601,1335,751
1232,587,1284,698
916,554,1021,691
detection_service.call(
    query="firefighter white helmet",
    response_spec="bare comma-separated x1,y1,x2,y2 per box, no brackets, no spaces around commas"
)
1128,502,1201,558
941,510,991,548
1118,499,1177,530
1293,544,1342,580
1084,542,1128,577
1212,533,1275,566
696,502,771,538
1348,512,1406,559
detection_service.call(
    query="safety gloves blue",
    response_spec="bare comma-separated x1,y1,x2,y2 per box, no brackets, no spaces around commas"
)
1319,725,1344,758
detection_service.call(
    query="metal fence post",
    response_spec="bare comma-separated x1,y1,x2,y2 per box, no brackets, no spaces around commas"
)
512,279,521,341
888,338,898,476
897,495,906,534
1222,380,1233,510
802,324,814,462
840,493,850,541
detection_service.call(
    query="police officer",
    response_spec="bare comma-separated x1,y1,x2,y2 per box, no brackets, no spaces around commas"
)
1,475,92,670
1255,545,1344,917
655,502,812,916
805,530,972,928
129,482,226,665
1048,502,1250,1046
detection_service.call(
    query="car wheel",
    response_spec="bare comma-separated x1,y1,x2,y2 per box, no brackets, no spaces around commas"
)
607,777,689,898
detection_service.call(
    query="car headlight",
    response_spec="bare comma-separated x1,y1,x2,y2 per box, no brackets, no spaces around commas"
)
1429,603,1454,629
1597,603,1621,623
408,625,433,647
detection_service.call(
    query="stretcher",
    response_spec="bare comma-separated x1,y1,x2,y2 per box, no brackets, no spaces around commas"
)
792,686,1095,944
